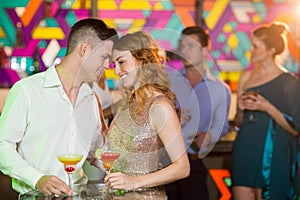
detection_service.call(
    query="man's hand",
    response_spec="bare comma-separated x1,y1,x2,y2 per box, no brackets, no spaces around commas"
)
36,175,72,196
193,132,213,158
192,132,212,150
192,132,205,149
177,109,191,127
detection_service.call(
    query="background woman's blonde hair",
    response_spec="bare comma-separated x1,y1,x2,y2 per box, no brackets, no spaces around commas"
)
113,31,175,113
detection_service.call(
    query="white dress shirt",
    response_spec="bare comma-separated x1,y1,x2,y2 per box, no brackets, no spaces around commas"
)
0,66,104,194
93,81,111,110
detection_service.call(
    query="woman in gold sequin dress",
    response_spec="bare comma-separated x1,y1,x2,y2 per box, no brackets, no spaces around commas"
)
104,31,190,198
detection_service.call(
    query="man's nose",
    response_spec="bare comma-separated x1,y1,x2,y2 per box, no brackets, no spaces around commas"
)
114,65,120,76
103,59,110,69
180,49,189,57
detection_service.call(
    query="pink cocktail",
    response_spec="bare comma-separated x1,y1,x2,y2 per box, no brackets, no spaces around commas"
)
100,151,120,173
97,151,120,193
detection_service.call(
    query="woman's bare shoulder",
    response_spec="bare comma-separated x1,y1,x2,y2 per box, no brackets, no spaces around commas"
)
239,70,252,85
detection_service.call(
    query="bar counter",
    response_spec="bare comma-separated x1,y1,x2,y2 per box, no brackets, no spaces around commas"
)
19,183,166,200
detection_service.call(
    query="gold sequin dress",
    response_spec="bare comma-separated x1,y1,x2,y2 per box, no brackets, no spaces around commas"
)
108,95,172,199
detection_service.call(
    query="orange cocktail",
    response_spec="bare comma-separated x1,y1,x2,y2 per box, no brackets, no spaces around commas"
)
57,154,83,196
58,154,83,173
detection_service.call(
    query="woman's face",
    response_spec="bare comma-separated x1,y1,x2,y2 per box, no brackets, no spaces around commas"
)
112,50,139,88
250,36,270,63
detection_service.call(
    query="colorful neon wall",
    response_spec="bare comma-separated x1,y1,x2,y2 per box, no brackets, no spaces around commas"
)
0,0,299,89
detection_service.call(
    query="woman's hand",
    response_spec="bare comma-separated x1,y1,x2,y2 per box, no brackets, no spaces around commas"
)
105,172,138,191
241,93,271,113
237,93,247,111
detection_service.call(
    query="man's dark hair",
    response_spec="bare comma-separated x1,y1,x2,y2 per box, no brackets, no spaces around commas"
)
66,18,118,55
181,26,210,48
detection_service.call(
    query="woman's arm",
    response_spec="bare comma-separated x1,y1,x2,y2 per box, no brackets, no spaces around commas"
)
243,93,298,136
234,71,251,128
253,95,298,136
106,98,190,190
267,103,298,136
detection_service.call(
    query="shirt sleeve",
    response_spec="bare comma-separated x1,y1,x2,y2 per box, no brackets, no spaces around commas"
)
86,132,106,169
0,82,44,190
210,84,231,142
86,96,106,170
201,82,231,155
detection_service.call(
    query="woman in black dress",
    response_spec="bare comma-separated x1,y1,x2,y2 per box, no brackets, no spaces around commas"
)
232,22,300,200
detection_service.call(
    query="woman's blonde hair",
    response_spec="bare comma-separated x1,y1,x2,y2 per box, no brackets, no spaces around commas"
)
113,31,175,113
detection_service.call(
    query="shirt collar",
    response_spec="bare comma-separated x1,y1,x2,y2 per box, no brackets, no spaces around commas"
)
43,66,94,96
180,67,217,83
77,82,94,100
43,66,62,88
205,70,217,82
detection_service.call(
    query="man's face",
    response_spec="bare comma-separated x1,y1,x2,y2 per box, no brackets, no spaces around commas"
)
81,40,114,83
179,34,203,67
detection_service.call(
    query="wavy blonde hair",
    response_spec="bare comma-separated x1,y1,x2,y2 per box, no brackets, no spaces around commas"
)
113,31,175,113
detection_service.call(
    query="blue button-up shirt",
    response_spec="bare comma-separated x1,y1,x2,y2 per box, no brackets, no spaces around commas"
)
168,67,231,156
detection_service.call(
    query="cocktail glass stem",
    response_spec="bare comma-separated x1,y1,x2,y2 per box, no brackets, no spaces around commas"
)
248,111,257,123
245,89,259,123
99,151,120,194
68,173,73,192
57,154,83,196
106,169,113,193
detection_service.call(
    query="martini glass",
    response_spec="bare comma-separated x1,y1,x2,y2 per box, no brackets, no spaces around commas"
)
57,154,83,196
99,151,120,193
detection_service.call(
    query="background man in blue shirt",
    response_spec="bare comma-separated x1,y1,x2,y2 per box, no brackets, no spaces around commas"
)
165,26,231,200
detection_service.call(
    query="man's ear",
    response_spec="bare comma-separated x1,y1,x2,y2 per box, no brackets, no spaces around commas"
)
204,40,211,52
80,41,90,57
203,46,210,53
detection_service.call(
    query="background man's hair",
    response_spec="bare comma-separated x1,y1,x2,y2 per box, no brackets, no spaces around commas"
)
181,26,210,48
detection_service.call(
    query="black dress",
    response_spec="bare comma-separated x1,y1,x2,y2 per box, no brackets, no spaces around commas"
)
232,73,300,200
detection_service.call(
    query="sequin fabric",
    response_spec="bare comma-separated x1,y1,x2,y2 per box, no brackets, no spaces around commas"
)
108,95,173,177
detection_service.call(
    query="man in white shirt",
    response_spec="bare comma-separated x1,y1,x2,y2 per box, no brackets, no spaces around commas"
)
0,18,117,196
